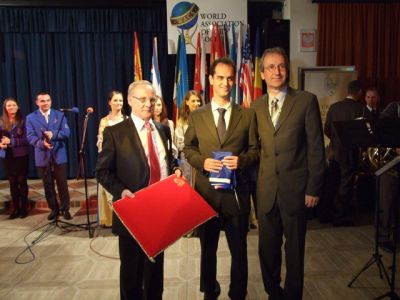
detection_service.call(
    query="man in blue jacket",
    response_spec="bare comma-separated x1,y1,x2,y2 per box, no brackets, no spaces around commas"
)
26,92,72,220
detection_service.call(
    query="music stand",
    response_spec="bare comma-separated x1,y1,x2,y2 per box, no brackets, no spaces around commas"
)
334,118,400,299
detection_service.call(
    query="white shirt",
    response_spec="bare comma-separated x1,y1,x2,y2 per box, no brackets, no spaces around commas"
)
131,114,168,180
211,100,232,129
40,109,50,123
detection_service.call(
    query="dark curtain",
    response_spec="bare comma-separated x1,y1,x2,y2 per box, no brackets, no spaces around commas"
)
317,3,400,107
0,6,170,178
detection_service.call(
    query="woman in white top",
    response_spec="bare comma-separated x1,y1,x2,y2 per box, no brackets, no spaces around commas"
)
152,95,178,158
96,90,127,227
175,90,202,186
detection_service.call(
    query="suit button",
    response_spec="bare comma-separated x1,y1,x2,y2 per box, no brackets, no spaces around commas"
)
276,171,279,175
275,153,279,156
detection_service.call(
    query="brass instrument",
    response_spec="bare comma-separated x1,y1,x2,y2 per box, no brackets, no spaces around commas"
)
367,147,398,171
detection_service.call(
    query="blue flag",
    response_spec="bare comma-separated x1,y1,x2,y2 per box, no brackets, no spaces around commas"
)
175,33,189,110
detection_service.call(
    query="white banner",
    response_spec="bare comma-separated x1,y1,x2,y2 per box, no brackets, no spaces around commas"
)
166,0,247,54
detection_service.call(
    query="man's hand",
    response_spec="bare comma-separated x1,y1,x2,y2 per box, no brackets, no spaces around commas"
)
43,140,53,149
174,168,183,178
121,189,134,199
1,136,10,145
204,158,223,173
305,195,319,208
222,155,239,170
44,130,53,140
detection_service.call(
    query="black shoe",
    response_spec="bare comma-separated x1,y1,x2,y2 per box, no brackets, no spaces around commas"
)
47,210,58,220
9,209,19,219
63,211,72,220
203,281,220,300
19,209,28,219
379,241,394,254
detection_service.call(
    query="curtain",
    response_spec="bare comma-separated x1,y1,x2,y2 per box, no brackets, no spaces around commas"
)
317,3,400,107
0,6,170,178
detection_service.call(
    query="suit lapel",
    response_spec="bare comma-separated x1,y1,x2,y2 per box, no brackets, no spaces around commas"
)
275,88,295,133
201,104,220,143
127,118,148,168
259,95,275,131
223,104,242,145
35,110,48,129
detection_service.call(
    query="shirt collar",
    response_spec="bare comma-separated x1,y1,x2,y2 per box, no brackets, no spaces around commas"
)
211,99,231,112
131,113,155,131
268,86,287,105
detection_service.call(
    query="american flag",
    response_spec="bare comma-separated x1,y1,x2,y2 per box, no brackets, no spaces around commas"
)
239,26,254,108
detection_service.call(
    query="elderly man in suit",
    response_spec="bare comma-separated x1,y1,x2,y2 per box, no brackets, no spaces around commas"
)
252,47,325,300
184,57,259,300
96,80,180,300
26,92,72,221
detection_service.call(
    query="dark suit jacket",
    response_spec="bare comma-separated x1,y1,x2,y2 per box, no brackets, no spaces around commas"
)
183,103,259,218
324,97,364,166
95,117,176,236
252,87,325,216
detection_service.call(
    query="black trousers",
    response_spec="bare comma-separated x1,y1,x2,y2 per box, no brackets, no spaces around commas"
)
2,153,29,211
258,201,307,300
118,235,163,300
379,172,400,242
37,162,70,212
198,214,249,300
329,160,357,222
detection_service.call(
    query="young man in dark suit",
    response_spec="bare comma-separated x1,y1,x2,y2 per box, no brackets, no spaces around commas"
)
96,80,180,300
184,57,259,300
252,47,325,300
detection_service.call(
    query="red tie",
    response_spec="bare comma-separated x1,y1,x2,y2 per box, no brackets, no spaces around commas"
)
145,121,161,184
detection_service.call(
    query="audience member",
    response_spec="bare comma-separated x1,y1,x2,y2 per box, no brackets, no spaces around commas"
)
0,98,30,219
175,90,202,186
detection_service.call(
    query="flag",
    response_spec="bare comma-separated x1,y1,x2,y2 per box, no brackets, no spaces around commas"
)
174,33,189,121
134,32,142,81
194,32,206,104
209,24,224,99
210,24,224,65
234,24,243,105
253,27,263,99
229,24,237,103
240,26,254,108
151,37,162,97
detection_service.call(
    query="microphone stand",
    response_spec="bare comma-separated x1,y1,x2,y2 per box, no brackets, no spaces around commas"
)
76,108,95,238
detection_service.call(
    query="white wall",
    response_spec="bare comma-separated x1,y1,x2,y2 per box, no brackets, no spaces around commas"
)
283,0,318,88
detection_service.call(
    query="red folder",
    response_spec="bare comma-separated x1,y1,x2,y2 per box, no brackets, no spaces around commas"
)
112,175,217,261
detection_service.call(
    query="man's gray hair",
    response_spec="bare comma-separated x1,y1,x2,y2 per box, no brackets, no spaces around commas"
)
127,80,155,97
259,47,290,72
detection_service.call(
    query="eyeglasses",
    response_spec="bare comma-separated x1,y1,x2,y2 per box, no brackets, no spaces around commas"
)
132,96,157,104
265,64,287,73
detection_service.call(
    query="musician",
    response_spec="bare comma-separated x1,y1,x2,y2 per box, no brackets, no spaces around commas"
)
324,80,365,226
378,101,400,252
364,87,380,119
26,92,72,221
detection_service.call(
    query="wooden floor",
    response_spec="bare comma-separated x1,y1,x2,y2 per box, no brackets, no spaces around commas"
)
0,179,400,299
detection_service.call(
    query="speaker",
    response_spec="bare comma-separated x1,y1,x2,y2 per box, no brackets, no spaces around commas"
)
261,19,290,57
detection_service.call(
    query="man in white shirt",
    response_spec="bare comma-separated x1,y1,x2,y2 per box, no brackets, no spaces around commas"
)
184,58,259,300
